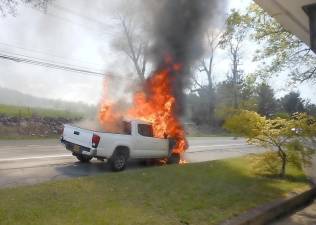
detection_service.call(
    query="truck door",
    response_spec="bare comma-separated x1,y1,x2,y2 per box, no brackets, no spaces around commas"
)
134,123,168,158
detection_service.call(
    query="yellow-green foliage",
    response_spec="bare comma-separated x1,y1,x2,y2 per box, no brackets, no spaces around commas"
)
250,151,281,176
292,113,316,140
224,110,265,138
225,110,316,177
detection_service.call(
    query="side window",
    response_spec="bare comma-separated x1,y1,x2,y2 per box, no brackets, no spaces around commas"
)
138,124,154,137
123,122,131,135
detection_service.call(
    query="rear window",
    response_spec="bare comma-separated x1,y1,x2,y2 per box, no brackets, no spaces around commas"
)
138,124,154,137
123,121,131,135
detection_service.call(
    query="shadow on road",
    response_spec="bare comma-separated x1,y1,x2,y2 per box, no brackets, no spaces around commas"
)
54,160,155,178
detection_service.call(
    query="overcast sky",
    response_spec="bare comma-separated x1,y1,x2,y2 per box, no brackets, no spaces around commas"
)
0,0,315,105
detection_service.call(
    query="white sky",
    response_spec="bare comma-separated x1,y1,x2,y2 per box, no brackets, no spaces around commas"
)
0,0,315,105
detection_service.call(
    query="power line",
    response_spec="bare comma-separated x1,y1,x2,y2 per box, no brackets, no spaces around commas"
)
0,48,103,74
0,51,134,81
0,51,105,77
0,41,105,70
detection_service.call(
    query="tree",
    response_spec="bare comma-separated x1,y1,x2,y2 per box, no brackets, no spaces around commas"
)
225,110,315,177
281,92,305,115
187,91,214,126
213,79,236,123
239,74,257,111
246,3,316,83
256,83,277,116
220,10,250,109
305,102,316,117
0,0,50,16
191,31,222,124
112,0,149,82
293,113,316,146
197,31,222,91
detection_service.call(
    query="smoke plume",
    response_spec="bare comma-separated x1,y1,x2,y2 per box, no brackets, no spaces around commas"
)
146,0,227,115
99,0,228,154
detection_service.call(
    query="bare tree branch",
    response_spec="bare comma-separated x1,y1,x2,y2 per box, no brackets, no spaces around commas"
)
112,1,149,82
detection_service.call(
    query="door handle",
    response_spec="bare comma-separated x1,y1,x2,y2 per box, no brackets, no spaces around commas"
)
74,131,80,135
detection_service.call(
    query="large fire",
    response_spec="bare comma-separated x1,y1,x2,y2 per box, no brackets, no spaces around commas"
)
98,58,188,155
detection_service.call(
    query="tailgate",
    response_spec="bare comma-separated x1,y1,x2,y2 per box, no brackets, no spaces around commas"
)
62,124,93,148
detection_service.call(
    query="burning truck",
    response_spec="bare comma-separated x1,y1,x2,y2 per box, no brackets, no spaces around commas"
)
60,55,189,171
61,0,226,170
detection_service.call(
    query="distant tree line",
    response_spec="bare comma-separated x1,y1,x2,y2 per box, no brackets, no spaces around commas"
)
187,81,316,128
185,3,316,129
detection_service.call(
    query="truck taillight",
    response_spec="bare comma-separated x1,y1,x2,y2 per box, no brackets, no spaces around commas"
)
92,134,100,148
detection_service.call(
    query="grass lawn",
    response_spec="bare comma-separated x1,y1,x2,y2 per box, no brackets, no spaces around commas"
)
0,104,82,119
0,157,309,225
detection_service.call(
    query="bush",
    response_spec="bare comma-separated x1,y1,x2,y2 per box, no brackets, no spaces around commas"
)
225,110,316,177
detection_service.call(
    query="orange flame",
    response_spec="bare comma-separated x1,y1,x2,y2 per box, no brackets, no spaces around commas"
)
98,79,125,133
98,59,188,154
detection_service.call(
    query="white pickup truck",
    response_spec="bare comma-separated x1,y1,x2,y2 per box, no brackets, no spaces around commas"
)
60,120,180,171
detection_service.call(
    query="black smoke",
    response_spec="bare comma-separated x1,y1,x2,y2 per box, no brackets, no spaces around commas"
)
147,0,227,115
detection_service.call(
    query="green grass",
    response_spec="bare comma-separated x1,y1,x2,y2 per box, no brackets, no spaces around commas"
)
0,104,82,119
0,157,309,225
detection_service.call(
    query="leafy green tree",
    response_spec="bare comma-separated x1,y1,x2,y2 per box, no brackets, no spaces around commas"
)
239,74,257,111
220,10,251,109
225,110,315,177
292,113,316,146
256,83,277,116
213,80,235,125
281,92,305,115
246,3,316,82
213,74,257,125
305,102,316,117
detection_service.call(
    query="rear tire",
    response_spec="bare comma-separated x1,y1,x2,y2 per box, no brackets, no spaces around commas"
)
76,154,93,163
110,150,128,172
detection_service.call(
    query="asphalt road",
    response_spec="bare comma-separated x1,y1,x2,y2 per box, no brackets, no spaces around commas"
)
0,137,265,188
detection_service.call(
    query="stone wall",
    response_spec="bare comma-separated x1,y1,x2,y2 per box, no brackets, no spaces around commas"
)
0,115,76,137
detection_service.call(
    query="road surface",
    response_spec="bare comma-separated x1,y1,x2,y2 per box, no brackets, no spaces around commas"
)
0,137,265,188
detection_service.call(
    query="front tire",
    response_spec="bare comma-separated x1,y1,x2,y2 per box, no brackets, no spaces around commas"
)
76,154,93,163
110,151,128,171
167,153,180,164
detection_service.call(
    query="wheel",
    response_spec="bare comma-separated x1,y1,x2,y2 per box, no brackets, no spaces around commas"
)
110,151,128,172
167,153,180,164
76,154,93,163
